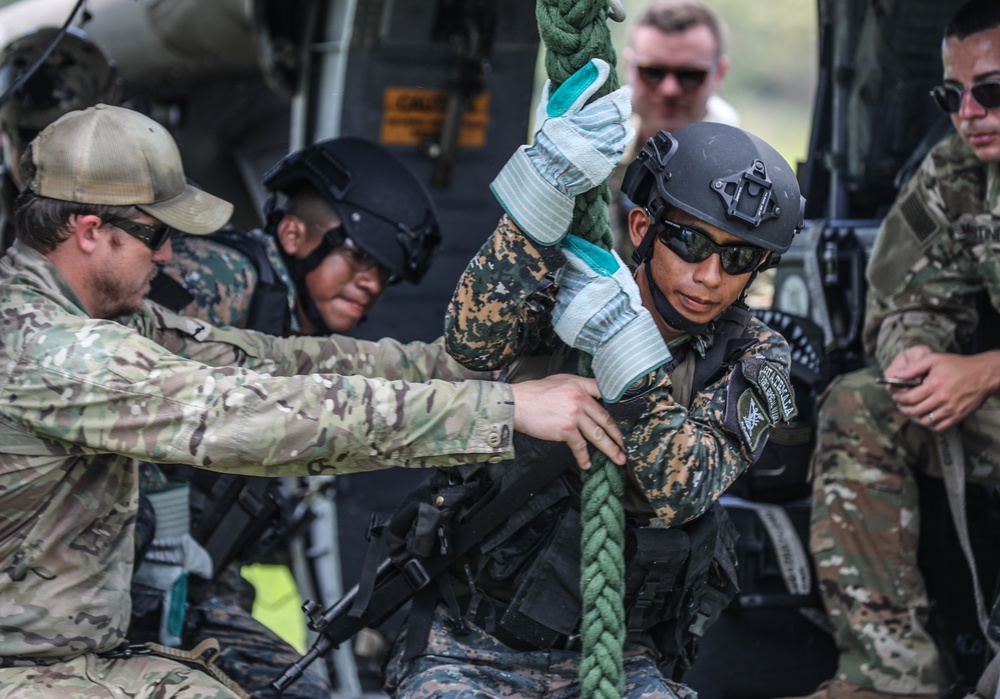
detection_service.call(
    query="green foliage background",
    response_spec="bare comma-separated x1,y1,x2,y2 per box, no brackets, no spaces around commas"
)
608,0,818,172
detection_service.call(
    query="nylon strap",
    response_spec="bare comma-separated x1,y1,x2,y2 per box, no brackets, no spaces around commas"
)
936,429,1000,654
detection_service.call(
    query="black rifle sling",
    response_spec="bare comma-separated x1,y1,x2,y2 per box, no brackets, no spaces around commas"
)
188,474,276,603
319,434,573,648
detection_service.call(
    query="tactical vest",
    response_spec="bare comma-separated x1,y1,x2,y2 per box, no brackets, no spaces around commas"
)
374,435,738,675
367,305,755,673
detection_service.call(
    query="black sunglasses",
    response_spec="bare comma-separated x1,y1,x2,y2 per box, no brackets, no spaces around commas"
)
103,215,175,251
929,80,1000,113
657,219,766,275
634,63,712,91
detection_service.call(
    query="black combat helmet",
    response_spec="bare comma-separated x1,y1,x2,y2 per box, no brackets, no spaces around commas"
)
263,137,441,284
622,122,805,266
0,26,121,146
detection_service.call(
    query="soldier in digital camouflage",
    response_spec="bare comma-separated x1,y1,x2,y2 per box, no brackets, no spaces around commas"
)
159,136,440,337
131,137,448,699
0,103,627,697
786,2,1000,699
382,60,804,699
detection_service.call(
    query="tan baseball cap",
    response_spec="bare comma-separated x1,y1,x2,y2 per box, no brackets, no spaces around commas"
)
27,103,233,234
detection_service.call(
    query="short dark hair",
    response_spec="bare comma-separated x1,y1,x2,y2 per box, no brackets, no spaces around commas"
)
14,142,141,253
632,0,728,59
945,0,1000,40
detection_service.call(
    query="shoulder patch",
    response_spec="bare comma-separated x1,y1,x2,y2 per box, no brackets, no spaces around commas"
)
756,363,797,423
899,190,938,246
737,388,769,452
867,184,946,297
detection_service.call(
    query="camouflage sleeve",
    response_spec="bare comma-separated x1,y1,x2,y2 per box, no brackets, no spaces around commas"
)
7,310,514,476
862,135,989,366
132,303,493,384
622,318,795,525
158,235,259,328
443,215,567,370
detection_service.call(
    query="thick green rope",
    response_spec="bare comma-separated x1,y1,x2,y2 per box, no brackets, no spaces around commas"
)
535,2,626,698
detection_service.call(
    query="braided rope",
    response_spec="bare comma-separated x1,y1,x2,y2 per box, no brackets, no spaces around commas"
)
535,2,626,697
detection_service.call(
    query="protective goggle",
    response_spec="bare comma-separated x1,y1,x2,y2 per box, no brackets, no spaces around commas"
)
657,218,766,275
634,62,712,91
929,80,1000,113
312,223,394,284
103,215,175,251
334,234,387,279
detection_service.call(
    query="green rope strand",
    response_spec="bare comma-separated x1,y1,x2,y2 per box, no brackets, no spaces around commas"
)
535,2,626,698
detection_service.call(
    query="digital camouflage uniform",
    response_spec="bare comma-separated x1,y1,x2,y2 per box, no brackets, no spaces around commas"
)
384,216,798,699
810,131,1000,693
160,230,300,333
0,238,514,697
138,230,322,697
385,595,699,699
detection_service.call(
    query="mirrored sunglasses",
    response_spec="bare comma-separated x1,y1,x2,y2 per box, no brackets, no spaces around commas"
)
103,215,175,251
657,219,766,275
929,80,1000,113
634,64,711,91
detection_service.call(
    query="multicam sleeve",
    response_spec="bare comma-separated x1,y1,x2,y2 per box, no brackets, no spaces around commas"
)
10,317,515,476
135,303,492,383
622,319,794,526
443,215,567,371
862,136,988,367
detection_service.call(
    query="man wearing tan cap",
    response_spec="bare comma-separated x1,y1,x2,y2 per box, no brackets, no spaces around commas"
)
0,104,625,696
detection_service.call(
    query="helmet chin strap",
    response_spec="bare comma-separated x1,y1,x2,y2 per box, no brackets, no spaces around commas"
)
270,209,358,337
636,219,763,335
278,245,332,336
278,241,372,336
643,262,709,335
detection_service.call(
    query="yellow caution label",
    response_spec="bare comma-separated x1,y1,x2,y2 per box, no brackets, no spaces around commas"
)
380,88,490,147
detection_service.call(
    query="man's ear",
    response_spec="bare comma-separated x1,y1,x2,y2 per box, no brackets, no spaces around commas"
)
276,215,309,256
72,214,105,254
715,55,730,84
628,207,651,249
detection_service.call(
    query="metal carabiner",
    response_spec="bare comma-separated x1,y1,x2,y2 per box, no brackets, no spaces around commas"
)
607,0,627,23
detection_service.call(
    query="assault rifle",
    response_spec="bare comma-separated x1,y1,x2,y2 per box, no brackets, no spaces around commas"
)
270,558,408,693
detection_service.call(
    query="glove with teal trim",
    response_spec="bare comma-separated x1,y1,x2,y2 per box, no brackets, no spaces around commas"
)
552,235,672,402
490,58,634,246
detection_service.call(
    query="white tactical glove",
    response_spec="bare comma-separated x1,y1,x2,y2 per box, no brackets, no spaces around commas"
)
490,58,634,246
552,235,672,402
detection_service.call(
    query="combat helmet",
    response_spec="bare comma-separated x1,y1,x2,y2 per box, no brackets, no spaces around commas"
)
622,122,805,268
263,137,441,285
0,26,121,148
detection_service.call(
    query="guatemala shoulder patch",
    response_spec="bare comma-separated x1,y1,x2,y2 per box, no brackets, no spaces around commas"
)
737,389,770,452
755,363,797,423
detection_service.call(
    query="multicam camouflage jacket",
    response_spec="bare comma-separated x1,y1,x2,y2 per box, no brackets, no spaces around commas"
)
864,131,1000,367
0,239,509,665
445,217,797,527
